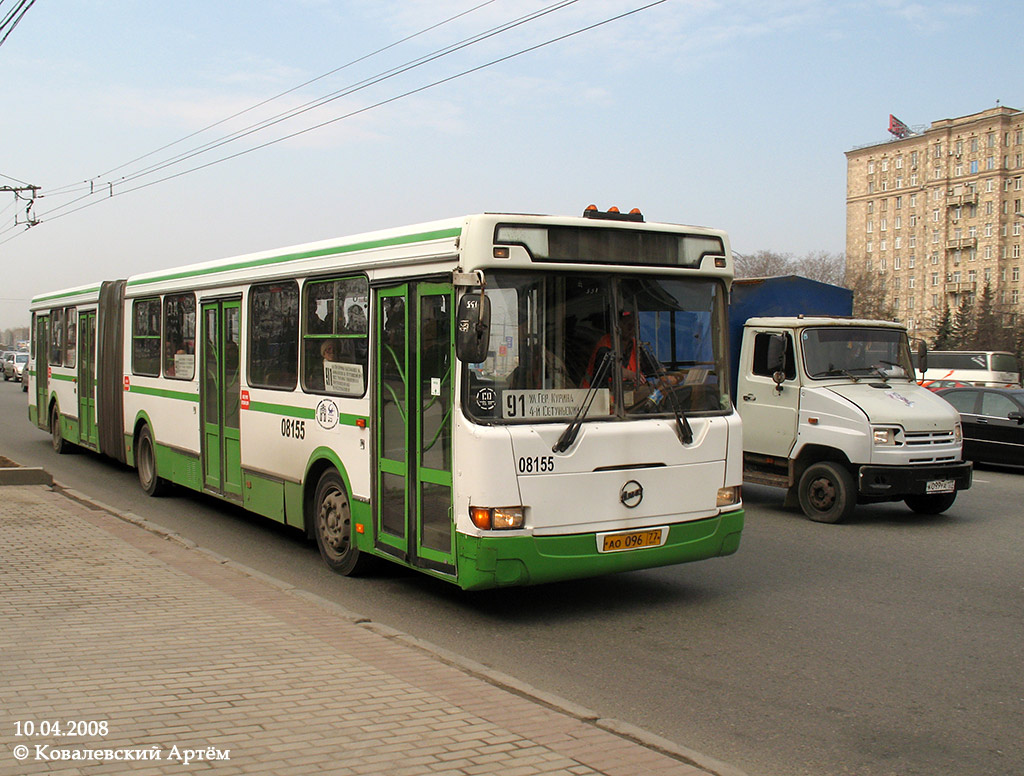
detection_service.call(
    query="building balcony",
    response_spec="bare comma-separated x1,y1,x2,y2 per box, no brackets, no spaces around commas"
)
944,281,976,294
945,237,977,250
946,194,979,207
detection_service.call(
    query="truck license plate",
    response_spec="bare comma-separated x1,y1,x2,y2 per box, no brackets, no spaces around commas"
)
598,527,667,553
926,479,955,494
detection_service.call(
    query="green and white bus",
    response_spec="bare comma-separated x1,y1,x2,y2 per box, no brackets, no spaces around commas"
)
28,208,744,589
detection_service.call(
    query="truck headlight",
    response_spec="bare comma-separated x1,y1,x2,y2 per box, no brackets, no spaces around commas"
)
872,427,902,446
954,422,962,444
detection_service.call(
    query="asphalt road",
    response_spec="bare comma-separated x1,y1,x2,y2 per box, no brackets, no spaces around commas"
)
3,383,1021,776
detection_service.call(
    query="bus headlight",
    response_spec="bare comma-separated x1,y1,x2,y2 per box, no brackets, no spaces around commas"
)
470,506,525,530
717,486,741,508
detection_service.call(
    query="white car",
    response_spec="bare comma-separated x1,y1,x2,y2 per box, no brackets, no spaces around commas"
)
5,352,28,382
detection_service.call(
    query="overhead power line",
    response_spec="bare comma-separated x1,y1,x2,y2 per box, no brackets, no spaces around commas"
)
0,0,37,48
3,0,667,244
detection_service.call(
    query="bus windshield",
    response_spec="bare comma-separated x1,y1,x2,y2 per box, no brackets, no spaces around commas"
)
462,272,729,423
802,327,915,381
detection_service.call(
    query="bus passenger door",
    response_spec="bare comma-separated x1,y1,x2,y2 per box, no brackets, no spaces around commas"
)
35,314,49,428
78,311,98,449
374,283,455,574
201,298,243,499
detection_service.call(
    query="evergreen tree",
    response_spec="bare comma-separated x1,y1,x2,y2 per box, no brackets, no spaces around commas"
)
951,296,974,349
973,283,1002,350
932,306,953,349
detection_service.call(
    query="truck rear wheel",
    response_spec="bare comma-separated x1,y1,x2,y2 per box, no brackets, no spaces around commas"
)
798,462,855,523
904,492,956,515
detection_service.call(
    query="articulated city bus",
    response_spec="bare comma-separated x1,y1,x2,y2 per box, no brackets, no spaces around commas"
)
28,209,744,589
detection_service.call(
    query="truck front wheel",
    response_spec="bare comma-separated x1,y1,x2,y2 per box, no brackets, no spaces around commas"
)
798,462,856,523
904,492,956,515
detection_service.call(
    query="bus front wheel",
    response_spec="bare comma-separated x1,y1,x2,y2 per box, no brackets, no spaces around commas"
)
313,470,373,576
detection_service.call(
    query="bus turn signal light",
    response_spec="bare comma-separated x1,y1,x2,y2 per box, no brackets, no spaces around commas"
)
470,506,525,530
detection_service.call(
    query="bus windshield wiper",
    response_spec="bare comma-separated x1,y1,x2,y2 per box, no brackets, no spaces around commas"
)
553,350,612,454
640,343,692,445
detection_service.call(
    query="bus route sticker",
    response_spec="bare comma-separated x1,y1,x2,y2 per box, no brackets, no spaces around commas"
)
316,399,339,429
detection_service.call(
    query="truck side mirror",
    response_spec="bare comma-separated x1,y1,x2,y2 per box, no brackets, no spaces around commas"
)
915,340,928,374
766,334,788,387
455,292,491,364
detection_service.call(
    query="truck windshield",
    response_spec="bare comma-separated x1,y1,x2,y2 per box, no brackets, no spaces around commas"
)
462,272,729,424
802,327,915,381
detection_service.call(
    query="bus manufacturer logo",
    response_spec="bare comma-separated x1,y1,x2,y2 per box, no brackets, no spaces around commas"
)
316,399,339,429
620,480,643,508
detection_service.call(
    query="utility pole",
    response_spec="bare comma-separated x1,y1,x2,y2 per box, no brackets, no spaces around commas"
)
1,184,41,227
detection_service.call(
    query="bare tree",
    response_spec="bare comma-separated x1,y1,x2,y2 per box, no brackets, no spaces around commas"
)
845,265,897,320
733,250,793,278
796,250,846,286
735,249,847,286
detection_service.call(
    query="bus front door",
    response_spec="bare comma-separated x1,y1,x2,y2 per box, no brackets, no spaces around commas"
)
78,310,98,449
201,298,243,499
375,283,455,575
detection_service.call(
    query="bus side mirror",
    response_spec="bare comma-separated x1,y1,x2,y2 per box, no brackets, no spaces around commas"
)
766,334,787,387
456,293,491,363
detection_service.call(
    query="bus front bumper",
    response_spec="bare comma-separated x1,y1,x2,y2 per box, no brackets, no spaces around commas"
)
454,509,744,590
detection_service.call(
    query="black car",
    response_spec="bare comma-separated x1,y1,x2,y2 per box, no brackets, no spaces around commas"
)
936,387,1024,467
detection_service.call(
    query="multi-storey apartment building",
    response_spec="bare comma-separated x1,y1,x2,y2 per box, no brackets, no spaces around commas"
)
846,105,1024,342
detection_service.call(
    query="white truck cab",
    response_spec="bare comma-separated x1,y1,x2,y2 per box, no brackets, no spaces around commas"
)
737,316,972,522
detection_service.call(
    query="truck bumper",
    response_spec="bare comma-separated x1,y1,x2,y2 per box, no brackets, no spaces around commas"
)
857,461,973,499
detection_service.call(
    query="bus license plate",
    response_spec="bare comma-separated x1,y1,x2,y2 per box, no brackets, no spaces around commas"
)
926,479,955,494
598,527,668,553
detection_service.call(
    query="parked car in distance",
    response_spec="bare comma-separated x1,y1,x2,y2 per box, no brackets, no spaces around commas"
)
935,386,1024,467
4,352,28,382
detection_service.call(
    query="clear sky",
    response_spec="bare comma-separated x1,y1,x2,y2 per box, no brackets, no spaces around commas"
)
1,0,1021,329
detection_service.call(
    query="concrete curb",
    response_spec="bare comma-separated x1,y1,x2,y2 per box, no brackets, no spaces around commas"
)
0,465,53,486
49,479,750,776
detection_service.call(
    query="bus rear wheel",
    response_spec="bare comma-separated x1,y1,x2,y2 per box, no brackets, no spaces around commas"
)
50,405,70,455
313,470,373,576
136,425,168,496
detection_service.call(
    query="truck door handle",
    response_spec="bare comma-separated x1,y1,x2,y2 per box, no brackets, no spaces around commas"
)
742,394,756,402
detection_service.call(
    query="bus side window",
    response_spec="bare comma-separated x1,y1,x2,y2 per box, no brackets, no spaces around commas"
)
249,282,298,390
302,276,368,395
163,293,196,380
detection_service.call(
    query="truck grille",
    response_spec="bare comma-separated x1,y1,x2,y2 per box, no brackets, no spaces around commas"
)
904,430,959,464
905,430,956,446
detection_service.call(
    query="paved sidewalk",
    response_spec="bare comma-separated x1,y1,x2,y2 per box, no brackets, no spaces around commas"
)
0,481,744,776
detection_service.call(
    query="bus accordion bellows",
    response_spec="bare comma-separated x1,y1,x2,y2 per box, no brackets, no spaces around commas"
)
27,209,744,589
